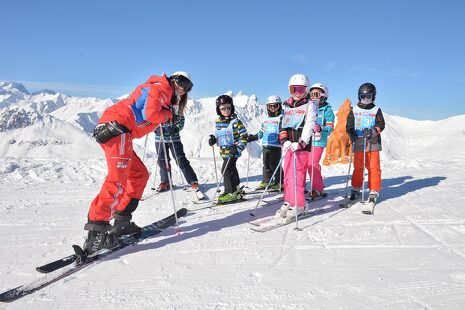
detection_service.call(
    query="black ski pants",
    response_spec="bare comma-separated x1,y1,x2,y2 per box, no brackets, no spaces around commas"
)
221,157,240,194
262,146,282,184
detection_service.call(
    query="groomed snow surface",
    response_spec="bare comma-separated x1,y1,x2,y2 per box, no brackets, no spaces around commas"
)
1,83,465,309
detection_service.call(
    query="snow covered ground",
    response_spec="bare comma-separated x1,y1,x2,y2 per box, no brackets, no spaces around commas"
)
1,82,465,309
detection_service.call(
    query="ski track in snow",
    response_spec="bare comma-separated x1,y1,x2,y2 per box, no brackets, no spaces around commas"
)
2,155,465,309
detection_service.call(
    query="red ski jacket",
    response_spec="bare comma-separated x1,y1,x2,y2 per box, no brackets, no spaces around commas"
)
99,75,174,139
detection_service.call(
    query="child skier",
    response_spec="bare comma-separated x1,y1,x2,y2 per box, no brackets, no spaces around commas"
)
346,82,385,210
154,72,200,193
247,95,283,191
208,95,248,204
308,83,335,199
276,74,317,223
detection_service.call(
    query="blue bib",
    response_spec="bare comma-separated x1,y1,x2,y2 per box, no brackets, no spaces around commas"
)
215,120,236,147
262,115,281,147
281,103,308,130
353,105,379,137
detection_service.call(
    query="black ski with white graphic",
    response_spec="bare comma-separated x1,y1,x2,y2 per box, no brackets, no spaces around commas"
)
1,209,188,303
37,208,187,274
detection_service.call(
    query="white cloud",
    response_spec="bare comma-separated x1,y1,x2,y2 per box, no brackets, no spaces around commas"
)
19,80,128,98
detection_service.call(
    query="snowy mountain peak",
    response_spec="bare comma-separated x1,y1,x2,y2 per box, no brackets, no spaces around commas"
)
31,89,57,96
0,82,30,95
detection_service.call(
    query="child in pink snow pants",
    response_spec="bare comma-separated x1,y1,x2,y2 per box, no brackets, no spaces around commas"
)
275,74,317,221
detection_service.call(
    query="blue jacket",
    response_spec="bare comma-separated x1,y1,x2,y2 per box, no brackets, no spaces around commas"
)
312,103,335,147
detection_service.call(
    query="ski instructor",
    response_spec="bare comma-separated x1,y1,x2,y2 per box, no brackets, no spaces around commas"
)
83,72,193,256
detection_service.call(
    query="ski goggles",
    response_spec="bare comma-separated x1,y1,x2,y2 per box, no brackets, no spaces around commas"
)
310,91,324,99
219,106,232,112
173,75,193,93
267,103,280,109
289,85,307,95
359,93,373,100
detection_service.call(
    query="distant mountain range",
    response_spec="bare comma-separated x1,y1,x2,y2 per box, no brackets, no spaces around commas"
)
1,82,464,162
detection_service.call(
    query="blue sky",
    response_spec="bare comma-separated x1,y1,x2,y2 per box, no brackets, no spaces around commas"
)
2,0,464,120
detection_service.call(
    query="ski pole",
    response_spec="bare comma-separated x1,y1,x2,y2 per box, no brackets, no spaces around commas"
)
245,143,251,188
293,151,301,230
212,146,219,191
361,137,367,203
249,155,285,217
211,156,232,204
344,143,354,198
309,132,316,205
150,138,161,190
159,125,181,234
142,135,149,162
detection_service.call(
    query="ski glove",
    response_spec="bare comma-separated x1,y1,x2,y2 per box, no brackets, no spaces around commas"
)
228,146,238,155
314,124,322,133
93,121,129,144
208,134,217,146
290,142,300,152
247,134,258,142
362,128,377,139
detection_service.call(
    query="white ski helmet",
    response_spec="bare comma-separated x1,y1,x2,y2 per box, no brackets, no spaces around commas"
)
170,71,192,82
309,83,329,98
170,71,193,93
288,74,310,94
266,95,282,105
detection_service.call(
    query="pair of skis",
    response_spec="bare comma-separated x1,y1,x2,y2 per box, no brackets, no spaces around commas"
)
339,195,376,215
249,192,330,232
0,208,188,303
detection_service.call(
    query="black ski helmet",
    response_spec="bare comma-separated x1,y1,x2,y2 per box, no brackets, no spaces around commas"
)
216,94,234,116
358,83,377,102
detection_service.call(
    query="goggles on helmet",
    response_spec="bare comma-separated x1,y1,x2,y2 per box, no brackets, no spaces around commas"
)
310,91,325,99
359,93,373,100
219,106,232,112
289,85,307,95
174,75,193,93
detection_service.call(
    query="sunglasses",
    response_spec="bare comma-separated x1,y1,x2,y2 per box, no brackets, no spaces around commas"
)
359,93,373,100
174,75,193,93
289,85,307,95
267,103,280,109
310,91,323,98
219,107,232,112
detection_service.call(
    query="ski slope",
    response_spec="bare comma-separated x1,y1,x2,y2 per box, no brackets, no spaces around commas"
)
1,82,465,308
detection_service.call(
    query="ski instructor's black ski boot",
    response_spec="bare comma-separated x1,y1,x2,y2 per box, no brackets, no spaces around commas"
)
80,220,121,258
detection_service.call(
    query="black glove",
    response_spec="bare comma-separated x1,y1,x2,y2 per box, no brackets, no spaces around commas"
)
350,134,358,144
228,146,238,155
208,134,217,146
247,134,258,142
362,128,376,139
